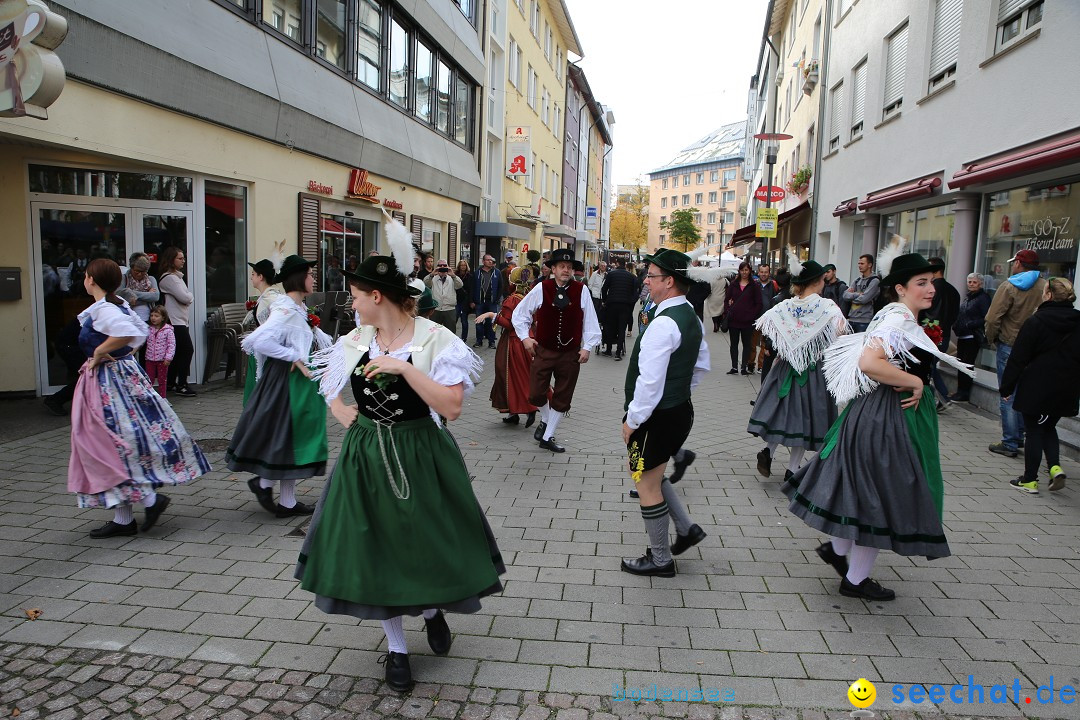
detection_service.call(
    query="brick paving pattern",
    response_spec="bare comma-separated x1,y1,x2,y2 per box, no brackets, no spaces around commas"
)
0,329,1078,719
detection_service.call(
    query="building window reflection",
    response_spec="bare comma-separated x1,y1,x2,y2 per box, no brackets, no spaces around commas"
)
357,0,382,90
316,0,347,70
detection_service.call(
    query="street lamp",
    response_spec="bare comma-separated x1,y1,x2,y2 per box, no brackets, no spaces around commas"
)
753,132,792,264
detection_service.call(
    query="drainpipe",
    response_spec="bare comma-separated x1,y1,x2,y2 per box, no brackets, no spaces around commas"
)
808,0,834,259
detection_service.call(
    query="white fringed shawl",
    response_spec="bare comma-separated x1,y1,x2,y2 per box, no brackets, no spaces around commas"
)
755,294,847,373
823,302,975,406
241,295,332,380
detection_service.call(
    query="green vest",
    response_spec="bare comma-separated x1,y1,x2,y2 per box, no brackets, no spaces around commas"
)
624,300,702,412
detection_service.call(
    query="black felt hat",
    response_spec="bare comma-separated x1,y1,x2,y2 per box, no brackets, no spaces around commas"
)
790,260,827,285
247,259,277,284
417,287,437,313
546,248,575,267
882,253,945,289
343,255,423,296
277,255,316,280
641,248,692,282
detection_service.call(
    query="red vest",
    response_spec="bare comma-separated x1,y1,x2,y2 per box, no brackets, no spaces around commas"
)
535,280,585,352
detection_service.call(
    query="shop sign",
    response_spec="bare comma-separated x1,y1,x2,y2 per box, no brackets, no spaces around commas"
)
755,207,778,238
754,185,785,203
383,198,403,209
0,0,68,119
522,243,529,252
308,180,333,195
584,206,598,231
346,168,381,204
1020,215,1075,262
507,126,531,177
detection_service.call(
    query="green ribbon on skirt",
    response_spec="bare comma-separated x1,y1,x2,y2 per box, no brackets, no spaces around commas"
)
778,362,815,399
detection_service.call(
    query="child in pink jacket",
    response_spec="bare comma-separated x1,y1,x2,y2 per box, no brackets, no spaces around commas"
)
144,306,176,397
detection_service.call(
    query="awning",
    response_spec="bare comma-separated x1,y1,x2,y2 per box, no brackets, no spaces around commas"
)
729,202,811,246
833,199,858,217
474,222,531,241
730,222,757,246
206,192,243,218
778,201,811,226
949,129,1080,189
859,176,942,211
544,223,577,239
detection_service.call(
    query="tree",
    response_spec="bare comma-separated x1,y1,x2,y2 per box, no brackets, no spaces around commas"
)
609,183,649,256
659,208,701,252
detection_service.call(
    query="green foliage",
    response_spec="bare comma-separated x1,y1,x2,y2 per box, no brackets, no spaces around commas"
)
659,208,702,252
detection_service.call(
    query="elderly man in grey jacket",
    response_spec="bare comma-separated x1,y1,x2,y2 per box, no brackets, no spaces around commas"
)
424,259,464,332
843,254,881,332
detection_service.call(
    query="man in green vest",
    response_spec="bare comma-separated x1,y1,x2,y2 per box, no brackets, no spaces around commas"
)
621,248,711,577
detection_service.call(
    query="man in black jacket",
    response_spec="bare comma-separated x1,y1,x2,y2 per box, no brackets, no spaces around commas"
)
923,258,961,409
821,264,849,314
601,259,638,360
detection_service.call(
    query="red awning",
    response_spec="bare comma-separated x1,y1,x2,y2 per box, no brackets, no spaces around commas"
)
833,199,858,217
730,222,757,246
728,202,811,246
321,217,344,233
205,193,243,218
949,129,1080,189
859,176,942,211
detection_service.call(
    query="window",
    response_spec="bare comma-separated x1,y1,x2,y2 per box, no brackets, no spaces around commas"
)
545,23,552,62
555,47,562,81
672,176,678,188
553,104,561,137
724,211,734,224
813,12,822,59
707,212,717,224
542,87,550,126
851,60,866,138
659,234,666,245
707,233,715,245
836,0,853,21
526,153,536,189
530,0,540,37
660,215,667,224
710,170,719,182
682,194,690,205
552,171,559,204
454,75,470,145
451,0,473,24
697,173,704,184
883,23,908,119
671,196,678,207
724,168,737,184
509,38,520,88
527,66,537,109
662,178,668,189
515,0,524,14
540,160,547,198
694,213,702,223
414,42,433,123
829,81,844,151
997,0,1042,52
436,59,451,134
695,193,703,204
708,191,717,203
356,0,381,90
929,0,962,89
722,190,735,203
682,174,691,185
388,18,409,108
661,197,667,208
316,0,347,69
265,0,302,41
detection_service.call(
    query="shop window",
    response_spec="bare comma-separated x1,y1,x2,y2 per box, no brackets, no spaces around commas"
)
204,181,248,309
415,42,433,124
997,0,1042,52
29,164,194,202
388,18,409,108
356,0,381,90
322,213,379,290
315,0,346,70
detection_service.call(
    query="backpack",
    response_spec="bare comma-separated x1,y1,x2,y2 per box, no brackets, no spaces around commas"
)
870,275,886,313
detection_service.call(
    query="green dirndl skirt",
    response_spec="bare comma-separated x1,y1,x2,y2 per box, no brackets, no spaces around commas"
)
296,414,504,619
243,353,257,406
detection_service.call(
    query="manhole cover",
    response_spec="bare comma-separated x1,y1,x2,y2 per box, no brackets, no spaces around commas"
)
195,438,231,452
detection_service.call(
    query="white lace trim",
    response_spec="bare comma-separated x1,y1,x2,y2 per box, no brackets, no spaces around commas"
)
755,295,847,374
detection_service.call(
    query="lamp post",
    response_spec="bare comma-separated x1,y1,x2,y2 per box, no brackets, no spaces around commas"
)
752,132,792,265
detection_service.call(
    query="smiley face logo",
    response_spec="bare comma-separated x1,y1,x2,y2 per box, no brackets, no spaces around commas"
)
847,678,876,708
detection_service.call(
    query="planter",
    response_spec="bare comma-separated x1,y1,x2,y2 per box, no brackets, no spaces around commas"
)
802,71,818,96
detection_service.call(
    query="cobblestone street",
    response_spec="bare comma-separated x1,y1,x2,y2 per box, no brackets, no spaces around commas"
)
1,329,1078,719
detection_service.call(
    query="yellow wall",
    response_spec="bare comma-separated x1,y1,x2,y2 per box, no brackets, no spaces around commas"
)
0,81,463,393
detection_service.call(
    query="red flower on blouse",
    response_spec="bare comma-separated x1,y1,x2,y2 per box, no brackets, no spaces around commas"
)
922,319,943,347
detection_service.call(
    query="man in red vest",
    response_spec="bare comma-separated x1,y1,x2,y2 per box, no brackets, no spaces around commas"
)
512,248,602,452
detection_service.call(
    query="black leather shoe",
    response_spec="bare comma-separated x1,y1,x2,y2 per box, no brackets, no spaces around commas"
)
533,421,547,442
614,353,623,361
524,412,536,428
539,437,565,453
621,552,676,577
671,524,707,556
247,477,277,514
628,488,639,498
669,450,697,484
784,469,794,483
726,368,739,375
815,541,849,579
601,349,613,357
840,577,896,601
741,367,751,375
756,448,772,478
502,414,521,425
378,652,414,693
276,501,315,518
424,611,452,656
142,494,171,533
89,520,137,539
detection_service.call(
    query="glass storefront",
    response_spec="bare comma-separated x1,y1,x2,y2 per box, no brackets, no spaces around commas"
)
982,182,1078,291
205,180,248,308
878,201,955,266
320,213,379,290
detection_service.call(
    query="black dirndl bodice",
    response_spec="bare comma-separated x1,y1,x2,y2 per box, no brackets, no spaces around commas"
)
902,347,936,386
352,352,430,423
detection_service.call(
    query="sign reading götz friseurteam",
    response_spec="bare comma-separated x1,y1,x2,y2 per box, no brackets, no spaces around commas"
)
0,0,68,119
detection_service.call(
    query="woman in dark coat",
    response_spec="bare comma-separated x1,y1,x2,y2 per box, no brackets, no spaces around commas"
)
999,276,1080,494
724,262,763,374
949,273,992,402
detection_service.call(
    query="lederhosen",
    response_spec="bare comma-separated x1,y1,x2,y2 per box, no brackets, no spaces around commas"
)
528,280,586,413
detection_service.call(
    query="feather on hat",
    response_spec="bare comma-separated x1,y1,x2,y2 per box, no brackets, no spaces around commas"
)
381,209,416,276
786,245,804,279
270,238,287,274
876,234,908,280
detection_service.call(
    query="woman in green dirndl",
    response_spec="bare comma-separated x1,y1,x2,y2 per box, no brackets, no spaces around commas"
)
227,254,331,519
748,251,846,481
299,219,504,693
782,239,974,601
241,247,283,405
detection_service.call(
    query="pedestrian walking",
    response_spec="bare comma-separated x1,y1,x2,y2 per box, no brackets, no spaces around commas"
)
424,259,463,332
242,251,284,405
748,254,845,482
999,276,1080,494
228,254,331,520
703,265,729,333
621,248,710,577
783,244,974,601
984,249,1047,458
471,254,502,349
923,258,961,411
750,264,779,371
600,258,638,360
158,247,197,397
300,234,504,693
511,248,602,453
121,253,159,323
588,260,607,330
455,259,473,343
842,254,881,333
143,306,175,398
950,273,991,402
724,262,763,375
69,259,209,538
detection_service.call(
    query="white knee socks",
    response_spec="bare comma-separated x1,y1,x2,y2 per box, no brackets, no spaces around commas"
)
544,410,564,440
382,616,407,654
259,477,274,490
767,442,779,456
788,447,806,472
113,504,134,525
845,545,879,585
830,536,853,556
279,479,297,509
422,608,439,620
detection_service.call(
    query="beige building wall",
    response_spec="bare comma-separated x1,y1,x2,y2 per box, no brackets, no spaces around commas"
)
647,165,747,255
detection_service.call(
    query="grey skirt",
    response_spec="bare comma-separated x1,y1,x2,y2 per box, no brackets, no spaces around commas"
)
781,385,950,559
747,359,837,450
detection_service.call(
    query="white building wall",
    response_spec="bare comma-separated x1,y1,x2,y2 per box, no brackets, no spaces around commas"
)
483,0,510,222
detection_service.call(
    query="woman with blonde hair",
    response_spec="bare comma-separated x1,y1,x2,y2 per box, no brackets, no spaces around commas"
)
1000,276,1080,494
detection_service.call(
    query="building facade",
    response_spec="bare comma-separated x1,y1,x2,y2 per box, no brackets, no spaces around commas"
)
560,65,612,265
647,122,747,255
1,0,484,395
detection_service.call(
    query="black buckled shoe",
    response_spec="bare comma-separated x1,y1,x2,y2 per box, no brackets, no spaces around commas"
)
142,495,171,533
378,652,414,693
524,412,536,428
89,520,137,539
815,541,849,579
424,611,452,656
669,450,697,484
756,448,772,478
533,421,547,442
502,414,521,425
276,501,316,518
670,524,707,556
839,577,896,601
621,551,676,578
539,437,565,453
247,477,277,514
784,469,794,484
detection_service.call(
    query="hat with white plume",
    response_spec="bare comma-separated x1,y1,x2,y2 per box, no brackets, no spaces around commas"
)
340,212,423,296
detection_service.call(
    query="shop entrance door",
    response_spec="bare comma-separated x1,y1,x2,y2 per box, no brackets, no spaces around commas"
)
31,202,195,394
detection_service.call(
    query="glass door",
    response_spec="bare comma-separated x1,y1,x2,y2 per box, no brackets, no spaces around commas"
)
32,203,133,392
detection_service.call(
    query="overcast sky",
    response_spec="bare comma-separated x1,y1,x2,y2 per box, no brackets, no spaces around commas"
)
563,0,769,186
